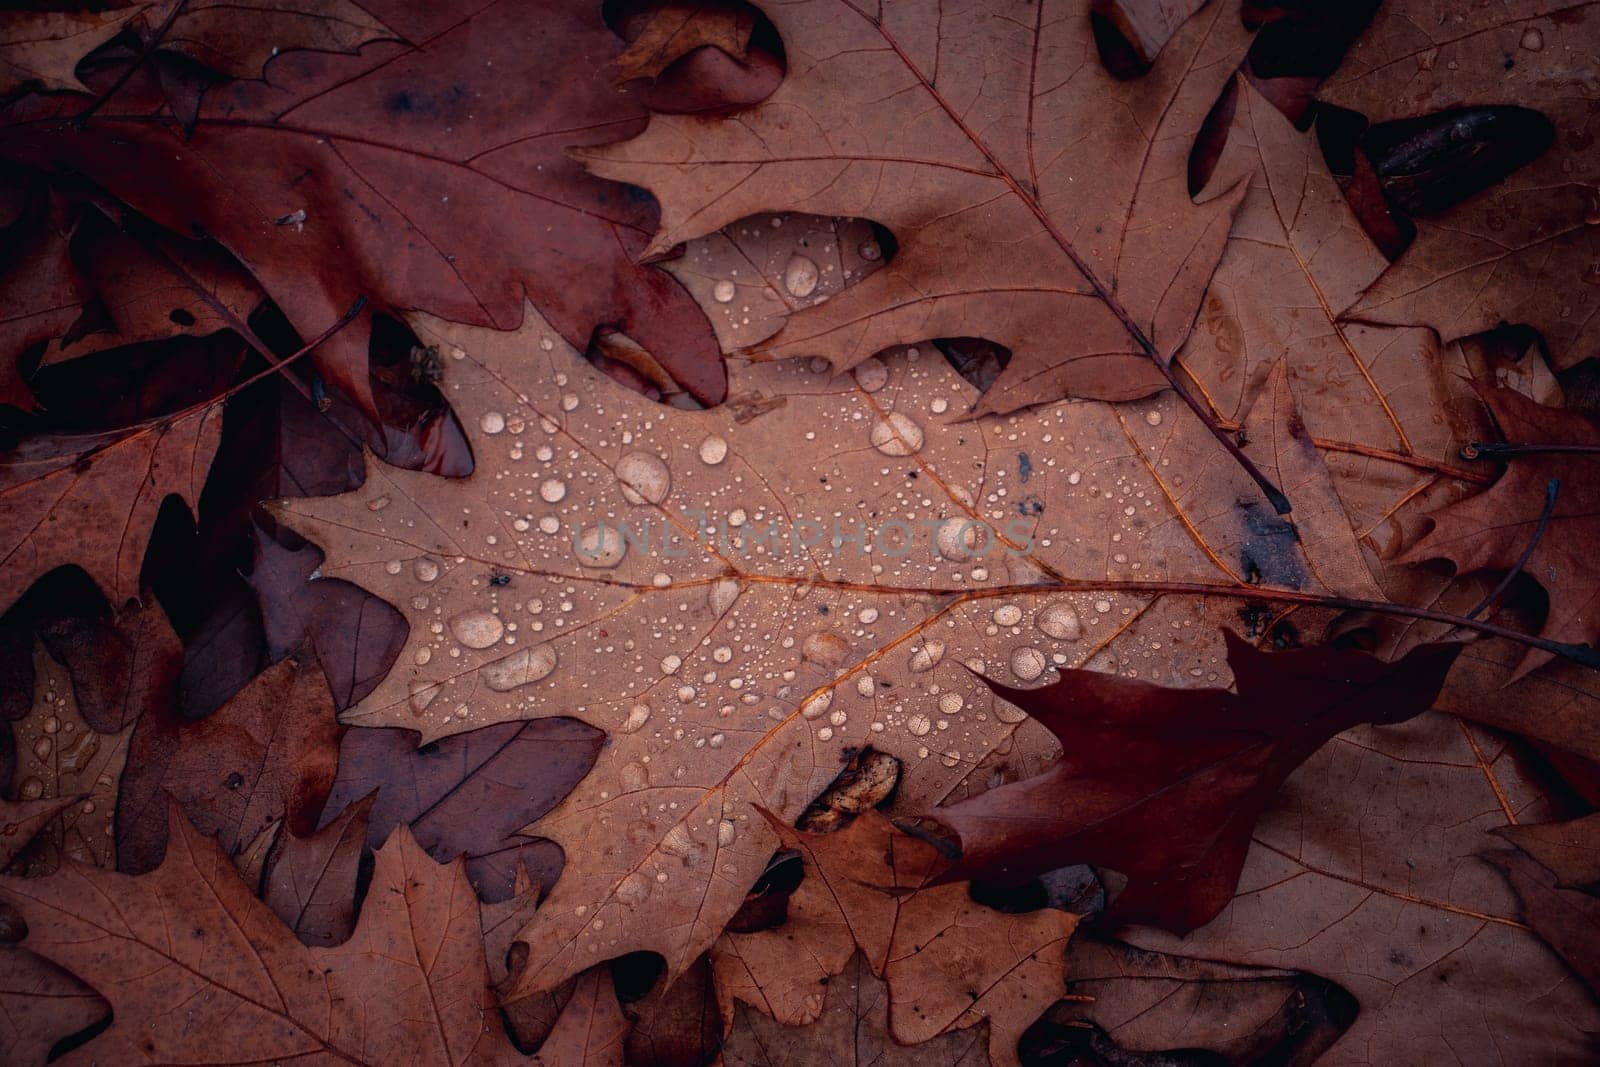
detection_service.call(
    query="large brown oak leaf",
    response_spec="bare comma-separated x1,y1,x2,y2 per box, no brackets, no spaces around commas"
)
580,0,1253,415
0,806,517,1064
270,294,1393,998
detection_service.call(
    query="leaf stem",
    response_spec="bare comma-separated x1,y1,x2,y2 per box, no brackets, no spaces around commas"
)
1465,477,1559,620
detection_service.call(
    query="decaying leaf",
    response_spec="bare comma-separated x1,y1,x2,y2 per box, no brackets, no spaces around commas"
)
271,293,1389,995
1484,846,1600,996
1126,709,1600,1063
316,715,604,902
1402,387,1600,676
0,405,223,615
9,641,129,875
0,8,143,97
116,651,342,872
0,806,516,1063
1038,934,1355,1063
722,952,989,1066
1319,0,1600,369
533,966,630,1067
713,809,1074,1066
262,792,371,946
1,0,728,414
139,0,396,83
581,0,1253,415
915,632,1461,932
1495,810,1600,888
613,1,755,83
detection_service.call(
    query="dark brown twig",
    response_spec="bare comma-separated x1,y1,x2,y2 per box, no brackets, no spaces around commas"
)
1465,478,1560,620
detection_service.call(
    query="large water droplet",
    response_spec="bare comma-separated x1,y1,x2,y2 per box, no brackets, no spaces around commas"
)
1520,27,1544,50
713,279,736,303
410,680,443,714
906,713,931,736
414,557,440,582
617,451,671,505
576,525,627,568
621,704,652,733
870,412,925,456
909,640,945,673
783,255,819,298
616,872,651,905
450,610,505,649
698,435,729,466
620,762,649,792
1010,646,1047,682
480,411,506,435
935,518,981,561
853,357,888,393
709,578,742,615
482,644,558,691
540,478,567,503
801,690,834,719
802,631,849,666
1036,602,1082,641
992,604,1022,627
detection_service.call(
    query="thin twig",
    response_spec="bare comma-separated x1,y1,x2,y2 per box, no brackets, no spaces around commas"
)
128,224,368,450
1465,478,1559,620
1462,442,1600,460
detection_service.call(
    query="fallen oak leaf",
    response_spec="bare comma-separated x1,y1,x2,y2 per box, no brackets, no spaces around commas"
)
261,792,372,947
1483,847,1600,997
1400,386,1600,677
0,804,518,1064
1035,933,1356,1064
0,405,221,617
0,794,82,871
579,0,1273,501
8,641,130,875
721,952,989,1066
912,631,1463,933
267,299,1572,1000
1494,811,1600,889
133,0,396,84
533,966,630,1067
1,0,729,416
1126,708,1600,1063
1317,0,1600,370
612,1,755,83
0,783,109,1065
0,7,144,97
713,809,1075,1067
116,651,342,874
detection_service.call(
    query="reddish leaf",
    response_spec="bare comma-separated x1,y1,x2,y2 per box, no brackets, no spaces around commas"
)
533,967,630,1067
916,632,1462,932
116,651,342,873
262,792,372,947
2,0,728,414
36,597,180,734
1483,848,1600,996
247,531,407,712
0,405,224,616
1402,387,1600,676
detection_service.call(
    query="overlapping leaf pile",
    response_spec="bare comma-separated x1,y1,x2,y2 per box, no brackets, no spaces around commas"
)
1,1,1598,1064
